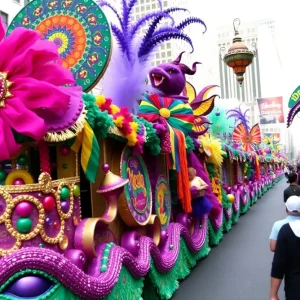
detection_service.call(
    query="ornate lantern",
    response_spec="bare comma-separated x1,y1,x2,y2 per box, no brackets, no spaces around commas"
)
222,18,255,85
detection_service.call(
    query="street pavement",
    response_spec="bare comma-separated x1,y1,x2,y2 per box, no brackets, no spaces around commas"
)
173,179,287,300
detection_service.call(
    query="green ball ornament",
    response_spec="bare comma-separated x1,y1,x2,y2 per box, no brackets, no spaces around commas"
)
17,154,28,166
16,218,32,233
60,187,70,200
73,185,80,197
0,170,6,181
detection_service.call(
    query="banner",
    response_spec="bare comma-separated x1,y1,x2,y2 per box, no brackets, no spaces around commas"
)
288,85,300,108
257,97,284,124
264,133,280,142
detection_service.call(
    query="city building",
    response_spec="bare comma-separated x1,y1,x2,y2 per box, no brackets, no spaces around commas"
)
130,0,202,86
216,18,293,157
0,0,28,25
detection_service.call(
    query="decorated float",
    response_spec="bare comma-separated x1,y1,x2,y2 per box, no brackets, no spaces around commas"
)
0,0,285,299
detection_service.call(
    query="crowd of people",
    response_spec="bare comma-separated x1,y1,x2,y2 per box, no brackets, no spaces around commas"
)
269,165,300,300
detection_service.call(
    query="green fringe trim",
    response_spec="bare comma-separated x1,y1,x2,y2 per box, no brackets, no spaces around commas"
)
208,219,223,246
240,198,251,215
105,267,144,300
148,237,210,300
185,136,195,153
138,117,161,156
83,93,114,140
231,209,240,225
223,211,232,232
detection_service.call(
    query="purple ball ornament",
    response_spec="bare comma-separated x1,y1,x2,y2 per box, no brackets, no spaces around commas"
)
121,231,140,257
64,249,86,270
13,178,25,185
4,276,53,298
45,217,52,225
102,163,110,173
60,145,70,156
15,202,32,217
61,201,70,213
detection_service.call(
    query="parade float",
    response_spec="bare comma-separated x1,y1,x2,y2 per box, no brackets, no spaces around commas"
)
0,0,285,299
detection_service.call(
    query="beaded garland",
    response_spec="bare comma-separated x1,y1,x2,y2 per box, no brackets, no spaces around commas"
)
0,173,79,257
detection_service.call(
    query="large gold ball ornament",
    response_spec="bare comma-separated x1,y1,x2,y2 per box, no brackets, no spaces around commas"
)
227,194,235,203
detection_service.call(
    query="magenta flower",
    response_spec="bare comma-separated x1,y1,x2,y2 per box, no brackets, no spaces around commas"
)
0,18,82,160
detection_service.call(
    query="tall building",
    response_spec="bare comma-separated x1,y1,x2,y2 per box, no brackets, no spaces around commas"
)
0,0,28,25
216,19,293,156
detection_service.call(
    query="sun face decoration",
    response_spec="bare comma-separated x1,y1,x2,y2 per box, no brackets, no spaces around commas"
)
0,72,12,107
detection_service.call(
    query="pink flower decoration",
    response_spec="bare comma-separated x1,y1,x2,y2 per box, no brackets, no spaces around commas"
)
0,17,82,160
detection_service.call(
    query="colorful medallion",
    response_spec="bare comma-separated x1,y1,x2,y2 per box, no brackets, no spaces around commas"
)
154,176,171,230
7,0,112,92
119,147,152,226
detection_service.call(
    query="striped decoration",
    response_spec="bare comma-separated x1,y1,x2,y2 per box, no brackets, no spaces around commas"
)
71,122,100,183
138,93,194,170
138,93,194,213
232,123,261,152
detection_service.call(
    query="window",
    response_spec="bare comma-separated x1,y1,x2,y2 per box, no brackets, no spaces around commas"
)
24,0,30,4
135,7,139,12
156,53,160,58
141,6,145,11
163,1,167,7
13,0,20,3
140,0,144,3
162,60,166,63
166,43,171,49
161,44,165,50
161,52,166,58
167,51,171,56
0,11,8,25
146,5,150,10
152,3,156,9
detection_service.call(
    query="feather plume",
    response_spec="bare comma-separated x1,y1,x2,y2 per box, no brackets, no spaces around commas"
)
226,105,250,134
99,0,206,113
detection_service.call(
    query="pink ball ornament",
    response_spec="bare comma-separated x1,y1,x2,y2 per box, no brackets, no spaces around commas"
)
102,164,110,173
16,202,32,217
43,196,55,211
13,178,25,185
60,145,70,156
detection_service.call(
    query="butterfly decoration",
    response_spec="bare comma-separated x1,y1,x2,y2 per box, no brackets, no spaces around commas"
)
263,135,283,153
227,106,262,152
182,83,218,135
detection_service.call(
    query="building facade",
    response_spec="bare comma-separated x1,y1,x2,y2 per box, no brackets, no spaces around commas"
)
216,19,293,157
0,0,28,25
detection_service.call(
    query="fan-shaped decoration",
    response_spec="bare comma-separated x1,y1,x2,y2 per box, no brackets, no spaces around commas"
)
183,84,218,135
8,0,112,92
232,123,261,152
138,93,194,213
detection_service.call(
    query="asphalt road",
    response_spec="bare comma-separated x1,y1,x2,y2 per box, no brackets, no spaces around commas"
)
173,179,287,300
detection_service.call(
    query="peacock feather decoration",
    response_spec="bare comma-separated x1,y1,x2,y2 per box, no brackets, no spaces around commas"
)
98,0,206,112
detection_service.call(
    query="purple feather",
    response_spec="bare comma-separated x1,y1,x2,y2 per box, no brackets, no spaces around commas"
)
176,17,207,33
143,7,188,44
99,1,123,27
111,25,129,57
127,0,139,16
139,32,194,57
227,105,250,133
130,12,174,38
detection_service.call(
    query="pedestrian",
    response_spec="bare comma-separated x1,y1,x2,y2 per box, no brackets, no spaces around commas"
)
283,173,300,203
270,195,300,300
297,164,300,185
